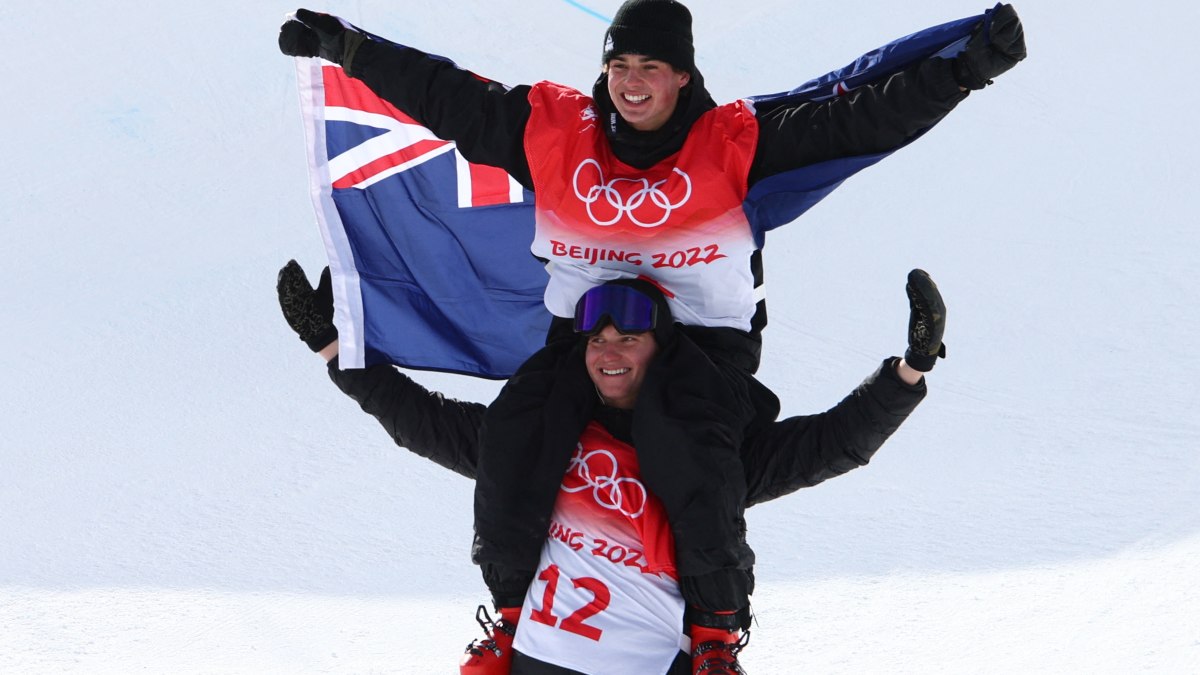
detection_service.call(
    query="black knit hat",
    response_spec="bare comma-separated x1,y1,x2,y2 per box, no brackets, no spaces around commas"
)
602,0,696,75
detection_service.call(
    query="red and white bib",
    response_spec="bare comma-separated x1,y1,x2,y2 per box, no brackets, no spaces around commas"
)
512,422,686,674
524,82,760,330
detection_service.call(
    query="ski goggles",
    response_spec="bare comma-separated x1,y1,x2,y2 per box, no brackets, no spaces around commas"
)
573,284,658,335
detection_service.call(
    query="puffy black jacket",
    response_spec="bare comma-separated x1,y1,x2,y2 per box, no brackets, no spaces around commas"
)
326,355,926,505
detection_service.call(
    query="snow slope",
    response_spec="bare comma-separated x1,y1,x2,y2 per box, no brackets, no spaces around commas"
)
2,0,1198,672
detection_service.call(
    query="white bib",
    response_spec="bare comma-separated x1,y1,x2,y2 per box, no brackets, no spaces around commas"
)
512,424,687,674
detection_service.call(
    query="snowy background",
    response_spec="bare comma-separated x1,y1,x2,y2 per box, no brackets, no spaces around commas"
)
3,0,1198,672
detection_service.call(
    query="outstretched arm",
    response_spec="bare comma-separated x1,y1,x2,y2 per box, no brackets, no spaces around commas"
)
742,269,946,505
326,358,484,479
348,38,535,187
279,9,534,188
750,57,967,183
276,260,484,478
750,4,1027,184
742,357,926,506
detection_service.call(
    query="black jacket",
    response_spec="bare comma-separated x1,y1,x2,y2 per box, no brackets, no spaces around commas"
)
327,355,926,506
345,38,967,191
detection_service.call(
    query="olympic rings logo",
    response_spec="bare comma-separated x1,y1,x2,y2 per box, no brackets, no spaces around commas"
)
561,444,647,519
571,159,692,228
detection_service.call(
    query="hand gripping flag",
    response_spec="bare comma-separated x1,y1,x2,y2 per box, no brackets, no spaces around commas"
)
292,8,990,378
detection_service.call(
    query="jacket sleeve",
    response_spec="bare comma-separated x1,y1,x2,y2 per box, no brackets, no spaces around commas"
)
346,38,535,189
742,358,926,507
326,357,486,479
749,57,968,185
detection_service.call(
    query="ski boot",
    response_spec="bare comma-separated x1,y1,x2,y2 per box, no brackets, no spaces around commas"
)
460,605,520,675
691,624,750,675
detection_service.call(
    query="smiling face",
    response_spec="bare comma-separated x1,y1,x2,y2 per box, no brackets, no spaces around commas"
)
585,324,659,409
605,54,690,132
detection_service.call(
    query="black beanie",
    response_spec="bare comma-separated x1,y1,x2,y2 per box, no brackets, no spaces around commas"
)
602,0,695,76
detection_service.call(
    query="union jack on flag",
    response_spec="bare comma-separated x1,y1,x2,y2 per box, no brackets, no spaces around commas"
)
321,67,524,203
295,59,550,377
290,10,984,378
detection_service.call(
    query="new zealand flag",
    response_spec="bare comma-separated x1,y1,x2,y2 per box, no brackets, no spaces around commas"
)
293,8,989,378
295,61,550,377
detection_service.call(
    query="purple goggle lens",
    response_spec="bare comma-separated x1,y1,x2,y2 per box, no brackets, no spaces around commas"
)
573,285,658,334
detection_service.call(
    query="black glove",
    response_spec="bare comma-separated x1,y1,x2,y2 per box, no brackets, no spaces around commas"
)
952,4,1027,90
277,259,338,352
904,269,946,373
278,9,358,65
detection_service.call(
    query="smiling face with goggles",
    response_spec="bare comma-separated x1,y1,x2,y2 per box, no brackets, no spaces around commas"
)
574,283,663,409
